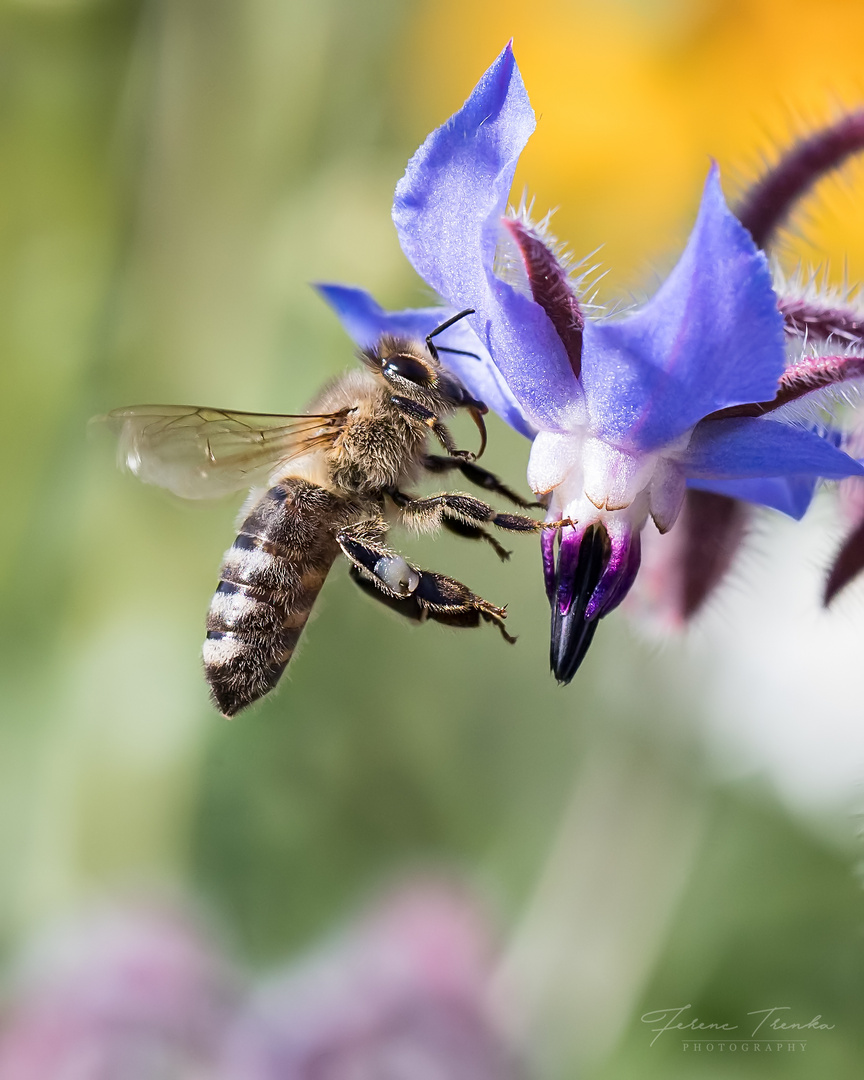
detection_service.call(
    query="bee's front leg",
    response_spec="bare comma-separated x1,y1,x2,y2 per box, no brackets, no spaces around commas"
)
336,520,515,643
388,396,474,461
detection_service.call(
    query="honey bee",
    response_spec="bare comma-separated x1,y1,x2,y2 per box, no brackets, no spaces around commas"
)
104,311,553,716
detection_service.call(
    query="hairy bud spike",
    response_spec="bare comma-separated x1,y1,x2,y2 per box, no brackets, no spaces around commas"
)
502,218,584,379
825,517,864,604
706,353,864,419
781,297,864,346
679,491,750,620
737,111,864,249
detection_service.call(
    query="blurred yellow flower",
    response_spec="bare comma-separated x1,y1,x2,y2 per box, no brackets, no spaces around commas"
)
405,0,864,285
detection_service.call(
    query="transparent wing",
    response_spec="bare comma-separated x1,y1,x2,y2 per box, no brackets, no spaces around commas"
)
98,404,348,499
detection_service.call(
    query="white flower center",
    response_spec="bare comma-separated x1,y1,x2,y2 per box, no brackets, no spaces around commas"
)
527,428,688,534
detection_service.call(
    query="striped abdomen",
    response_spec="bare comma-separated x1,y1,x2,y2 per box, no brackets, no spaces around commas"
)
203,479,344,716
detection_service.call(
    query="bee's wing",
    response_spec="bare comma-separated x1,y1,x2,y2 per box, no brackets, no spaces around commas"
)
99,405,348,499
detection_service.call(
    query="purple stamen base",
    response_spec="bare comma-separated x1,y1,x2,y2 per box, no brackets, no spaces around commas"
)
549,524,611,684
541,526,557,606
585,530,643,620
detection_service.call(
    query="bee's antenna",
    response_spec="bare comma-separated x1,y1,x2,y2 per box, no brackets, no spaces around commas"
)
435,346,481,361
425,308,475,361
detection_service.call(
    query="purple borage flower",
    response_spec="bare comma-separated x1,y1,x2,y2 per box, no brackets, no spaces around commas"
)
319,43,864,681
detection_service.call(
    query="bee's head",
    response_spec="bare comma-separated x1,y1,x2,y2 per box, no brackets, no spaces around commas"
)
363,337,438,392
362,334,489,454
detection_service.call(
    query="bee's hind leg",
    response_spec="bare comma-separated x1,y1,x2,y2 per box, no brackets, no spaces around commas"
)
348,565,425,622
411,569,516,643
336,521,515,643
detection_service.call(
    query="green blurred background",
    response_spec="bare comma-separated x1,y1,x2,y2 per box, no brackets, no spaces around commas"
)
2,0,864,1075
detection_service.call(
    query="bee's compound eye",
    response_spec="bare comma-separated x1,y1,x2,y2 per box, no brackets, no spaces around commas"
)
382,354,433,385
373,554,420,595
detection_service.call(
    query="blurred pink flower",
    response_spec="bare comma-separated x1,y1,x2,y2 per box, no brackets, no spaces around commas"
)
0,903,236,1079
220,878,523,1080
0,881,522,1080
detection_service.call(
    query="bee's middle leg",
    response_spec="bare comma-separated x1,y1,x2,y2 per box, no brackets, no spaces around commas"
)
439,516,513,562
391,490,547,537
422,454,544,510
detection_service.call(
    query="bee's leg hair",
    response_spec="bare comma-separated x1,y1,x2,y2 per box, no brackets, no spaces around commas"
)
441,516,512,562
422,454,544,509
388,396,474,461
336,521,515,643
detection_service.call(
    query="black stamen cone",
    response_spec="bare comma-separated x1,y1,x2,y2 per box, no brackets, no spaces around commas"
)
550,524,610,685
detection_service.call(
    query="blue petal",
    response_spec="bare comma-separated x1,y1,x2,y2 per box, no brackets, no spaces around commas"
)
580,166,786,451
391,43,582,431
679,416,864,480
687,475,818,519
314,283,536,438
